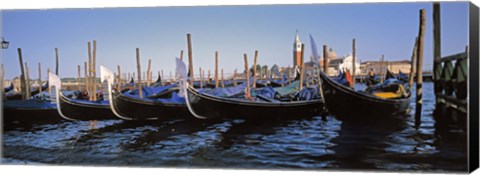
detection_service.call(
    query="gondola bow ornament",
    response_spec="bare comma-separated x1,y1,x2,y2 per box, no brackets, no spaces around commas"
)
309,35,327,106
176,57,188,98
101,65,115,85
101,65,133,120
176,57,208,119
309,34,320,63
48,72,61,104
49,72,76,121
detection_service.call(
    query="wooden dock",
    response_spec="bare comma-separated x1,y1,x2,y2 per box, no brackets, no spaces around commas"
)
432,3,468,129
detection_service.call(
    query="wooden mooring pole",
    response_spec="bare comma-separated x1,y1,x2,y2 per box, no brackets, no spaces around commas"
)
409,37,418,92
323,45,328,74
244,53,250,98
299,44,305,90
157,71,162,85
17,48,26,100
199,67,203,89
84,62,88,92
253,50,258,88
25,62,31,99
88,42,93,100
415,9,426,128
55,48,59,75
352,39,356,88
147,59,152,86
215,51,219,88
161,70,164,85
39,63,43,94
117,65,121,90
92,41,97,101
221,69,225,88
433,3,442,94
77,65,81,90
187,33,194,85
180,50,184,61
47,68,50,84
287,66,291,82
208,69,211,82
233,69,237,86
136,48,143,98
380,55,385,83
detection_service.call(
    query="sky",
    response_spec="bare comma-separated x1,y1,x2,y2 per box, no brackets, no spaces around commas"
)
0,1,469,79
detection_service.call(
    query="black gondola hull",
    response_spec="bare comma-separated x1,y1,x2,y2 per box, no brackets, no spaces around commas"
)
186,85,323,120
110,90,192,120
319,71,410,121
3,106,63,122
58,92,117,121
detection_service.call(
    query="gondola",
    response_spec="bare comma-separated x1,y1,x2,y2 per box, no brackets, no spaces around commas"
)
2,93,63,122
101,66,192,120
48,73,118,121
2,79,61,122
318,70,411,120
185,83,323,120
174,58,323,120
5,82,49,100
304,34,410,121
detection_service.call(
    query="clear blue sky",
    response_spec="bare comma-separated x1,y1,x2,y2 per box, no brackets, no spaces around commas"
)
0,2,469,79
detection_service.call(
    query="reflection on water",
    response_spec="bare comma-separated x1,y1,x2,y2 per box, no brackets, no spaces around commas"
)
1,82,467,172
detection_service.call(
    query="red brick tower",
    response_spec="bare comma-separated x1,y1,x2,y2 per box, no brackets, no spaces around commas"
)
293,31,302,67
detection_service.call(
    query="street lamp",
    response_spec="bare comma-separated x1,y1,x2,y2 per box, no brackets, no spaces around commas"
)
1,37,10,49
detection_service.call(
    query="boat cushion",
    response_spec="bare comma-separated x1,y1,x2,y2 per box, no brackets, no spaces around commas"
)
372,84,408,99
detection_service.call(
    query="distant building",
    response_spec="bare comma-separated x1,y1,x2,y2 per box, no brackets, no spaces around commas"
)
304,49,361,77
318,48,338,68
360,60,411,76
326,54,361,76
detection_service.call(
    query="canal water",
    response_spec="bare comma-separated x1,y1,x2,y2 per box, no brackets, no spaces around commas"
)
1,82,467,172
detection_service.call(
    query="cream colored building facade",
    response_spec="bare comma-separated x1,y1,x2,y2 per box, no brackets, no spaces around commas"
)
360,60,411,76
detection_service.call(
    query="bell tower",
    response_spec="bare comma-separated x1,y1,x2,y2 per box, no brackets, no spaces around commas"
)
293,31,302,67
